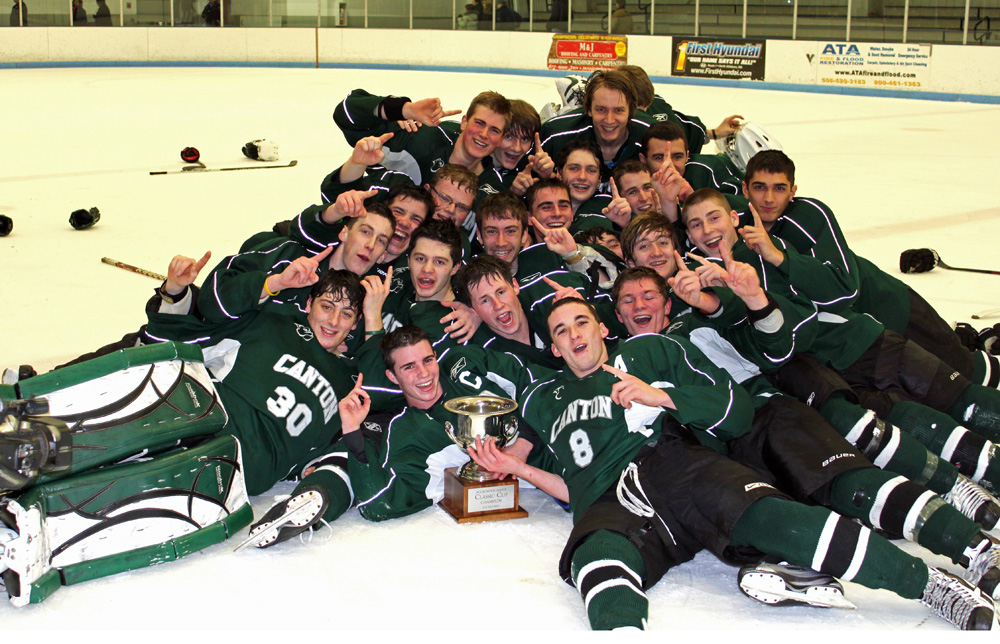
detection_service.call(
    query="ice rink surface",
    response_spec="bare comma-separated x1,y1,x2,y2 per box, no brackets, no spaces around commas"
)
1,65,999,639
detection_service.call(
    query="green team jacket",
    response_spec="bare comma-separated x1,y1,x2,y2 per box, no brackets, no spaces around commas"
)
684,153,744,196
728,238,883,370
738,197,910,335
539,106,653,183
645,294,803,456
519,333,754,518
332,88,510,195
198,230,379,349
646,95,708,156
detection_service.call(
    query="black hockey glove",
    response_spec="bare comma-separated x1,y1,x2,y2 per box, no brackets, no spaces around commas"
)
899,248,938,273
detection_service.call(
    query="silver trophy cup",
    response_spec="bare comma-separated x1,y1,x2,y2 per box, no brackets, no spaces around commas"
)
443,396,519,482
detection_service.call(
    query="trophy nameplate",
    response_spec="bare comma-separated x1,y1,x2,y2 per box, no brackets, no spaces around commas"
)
439,466,528,523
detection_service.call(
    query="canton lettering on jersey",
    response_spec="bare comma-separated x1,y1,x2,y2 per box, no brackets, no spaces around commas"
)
551,396,613,443
273,354,339,422
480,184,500,195
430,158,445,173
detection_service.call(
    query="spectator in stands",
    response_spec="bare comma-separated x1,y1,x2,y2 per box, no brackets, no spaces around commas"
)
547,0,568,31
457,3,478,29
202,0,220,26
93,0,112,24
10,0,27,25
611,0,632,33
495,0,521,29
72,0,88,24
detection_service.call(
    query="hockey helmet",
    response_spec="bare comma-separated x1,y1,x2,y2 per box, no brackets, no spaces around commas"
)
719,123,783,172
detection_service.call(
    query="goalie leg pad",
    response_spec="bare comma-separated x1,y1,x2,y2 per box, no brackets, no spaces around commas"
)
1,434,251,606
16,342,228,482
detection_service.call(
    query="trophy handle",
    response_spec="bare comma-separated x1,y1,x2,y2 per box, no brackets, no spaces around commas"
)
503,416,518,442
444,421,458,445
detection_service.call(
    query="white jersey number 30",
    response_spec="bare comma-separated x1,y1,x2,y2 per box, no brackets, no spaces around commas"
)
266,386,314,437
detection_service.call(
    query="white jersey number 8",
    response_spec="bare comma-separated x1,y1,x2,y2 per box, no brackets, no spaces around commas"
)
569,429,594,467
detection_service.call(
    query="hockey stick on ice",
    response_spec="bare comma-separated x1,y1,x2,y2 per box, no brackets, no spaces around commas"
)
935,252,1000,276
900,249,1000,276
101,257,166,281
150,160,298,175
972,307,1000,320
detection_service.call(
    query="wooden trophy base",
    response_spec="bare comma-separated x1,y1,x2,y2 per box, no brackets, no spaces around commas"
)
438,466,529,524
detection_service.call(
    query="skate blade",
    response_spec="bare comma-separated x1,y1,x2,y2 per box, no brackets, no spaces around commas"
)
740,572,857,610
232,496,323,552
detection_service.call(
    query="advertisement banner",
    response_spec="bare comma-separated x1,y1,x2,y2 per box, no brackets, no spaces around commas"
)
671,38,766,81
815,42,932,91
546,34,628,72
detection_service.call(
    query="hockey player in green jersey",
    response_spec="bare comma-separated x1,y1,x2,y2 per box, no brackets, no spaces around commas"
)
631,124,749,240
454,255,627,370
293,132,476,254
525,176,600,236
489,100,556,198
240,325,550,547
551,138,616,226
343,326,548,521
640,121,746,197
474,191,535,276
680,189,1000,509
376,218,480,346
538,70,651,185
738,149,1000,389
145,251,365,496
618,64,743,158
524,176,633,288
610,263,1000,600
0,251,367,605
292,132,434,264
510,296,996,630
197,203,395,328
333,87,510,194
475,191,621,292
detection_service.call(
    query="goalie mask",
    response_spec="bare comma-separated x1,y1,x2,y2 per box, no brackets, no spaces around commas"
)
242,139,279,162
719,123,783,173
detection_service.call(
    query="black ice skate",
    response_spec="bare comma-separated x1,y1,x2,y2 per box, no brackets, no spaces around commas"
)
738,562,856,609
922,567,996,630
233,487,327,552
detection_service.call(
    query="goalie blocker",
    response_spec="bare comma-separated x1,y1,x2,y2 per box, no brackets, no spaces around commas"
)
0,343,251,606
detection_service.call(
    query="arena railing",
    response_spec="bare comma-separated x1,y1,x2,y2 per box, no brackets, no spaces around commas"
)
5,0,998,46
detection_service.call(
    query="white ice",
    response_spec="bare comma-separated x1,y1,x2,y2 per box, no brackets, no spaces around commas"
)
1,65,998,637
